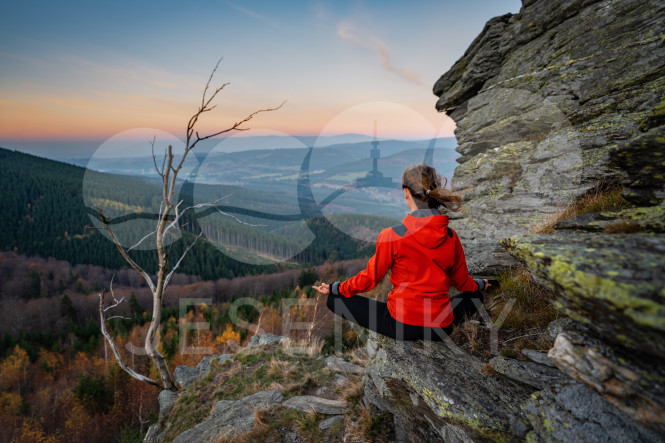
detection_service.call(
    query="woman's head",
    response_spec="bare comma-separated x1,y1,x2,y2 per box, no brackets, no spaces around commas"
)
402,164,462,212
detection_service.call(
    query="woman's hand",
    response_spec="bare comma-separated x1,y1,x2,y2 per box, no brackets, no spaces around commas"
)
312,283,330,295
483,279,491,290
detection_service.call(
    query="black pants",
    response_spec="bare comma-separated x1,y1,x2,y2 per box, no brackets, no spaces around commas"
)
326,290,484,341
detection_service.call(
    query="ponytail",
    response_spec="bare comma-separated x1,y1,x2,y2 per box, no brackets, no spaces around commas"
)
402,164,462,212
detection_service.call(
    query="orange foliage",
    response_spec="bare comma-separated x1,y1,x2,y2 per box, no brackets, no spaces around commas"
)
64,399,97,442
13,418,58,443
215,324,241,353
37,349,64,382
70,351,105,375
0,345,29,392
0,391,22,415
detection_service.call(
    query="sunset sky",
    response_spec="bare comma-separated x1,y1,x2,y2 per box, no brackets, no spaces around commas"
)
0,0,521,157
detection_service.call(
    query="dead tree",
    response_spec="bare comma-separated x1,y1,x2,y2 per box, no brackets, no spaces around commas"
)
97,59,283,390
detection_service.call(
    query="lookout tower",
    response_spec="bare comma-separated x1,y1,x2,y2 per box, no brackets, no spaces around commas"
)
370,121,380,174
357,121,394,187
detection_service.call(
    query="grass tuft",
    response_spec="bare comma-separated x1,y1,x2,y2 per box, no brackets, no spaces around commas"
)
451,267,559,360
603,220,643,233
480,362,497,377
282,337,324,357
339,375,365,404
491,268,559,331
532,184,633,233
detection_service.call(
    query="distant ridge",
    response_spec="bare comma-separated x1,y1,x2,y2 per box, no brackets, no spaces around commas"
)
2,134,457,166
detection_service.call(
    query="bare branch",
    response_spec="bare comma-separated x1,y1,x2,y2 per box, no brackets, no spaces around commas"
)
162,193,232,242
164,232,203,288
98,58,283,391
127,229,157,252
107,315,131,321
166,193,268,229
95,207,156,293
161,147,168,177
201,57,223,109
213,206,267,227
162,200,184,242
189,101,286,152
99,291,162,388
103,296,125,312
102,275,127,312
150,137,164,178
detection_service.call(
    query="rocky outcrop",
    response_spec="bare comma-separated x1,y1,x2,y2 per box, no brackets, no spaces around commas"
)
521,349,554,367
325,355,365,375
489,355,567,390
363,333,663,442
249,332,288,346
282,396,348,415
173,354,232,388
547,320,665,433
364,335,534,441
172,389,284,443
144,390,178,443
610,102,665,206
523,381,662,442
552,205,665,233
495,228,665,438
318,415,344,431
150,334,373,442
363,0,665,441
145,355,234,442
433,0,665,274
501,232,665,357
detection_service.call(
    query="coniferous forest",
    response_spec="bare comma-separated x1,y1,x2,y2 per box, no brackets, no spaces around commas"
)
0,147,377,280
0,146,378,441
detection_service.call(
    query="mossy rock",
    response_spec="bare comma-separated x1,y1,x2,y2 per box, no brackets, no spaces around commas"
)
365,335,534,441
610,124,665,206
523,381,662,442
502,232,665,357
553,205,665,233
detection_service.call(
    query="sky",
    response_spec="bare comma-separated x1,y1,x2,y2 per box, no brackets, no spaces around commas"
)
0,0,522,158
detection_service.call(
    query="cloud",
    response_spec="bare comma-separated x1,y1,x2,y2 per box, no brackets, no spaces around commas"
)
226,2,287,31
336,21,424,87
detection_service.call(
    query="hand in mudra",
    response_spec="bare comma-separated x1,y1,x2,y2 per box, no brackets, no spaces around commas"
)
312,283,330,295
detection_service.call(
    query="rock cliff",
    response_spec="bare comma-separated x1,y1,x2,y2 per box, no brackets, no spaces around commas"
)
364,0,665,441
432,0,665,275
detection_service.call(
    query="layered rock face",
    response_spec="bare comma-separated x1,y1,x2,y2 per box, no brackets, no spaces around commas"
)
364,328,662,442
364,0,665,441
432,0,665,274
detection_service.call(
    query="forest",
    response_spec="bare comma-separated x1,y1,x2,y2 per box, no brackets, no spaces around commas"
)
0,146,379,441
0,147,380,278
0,249,370,442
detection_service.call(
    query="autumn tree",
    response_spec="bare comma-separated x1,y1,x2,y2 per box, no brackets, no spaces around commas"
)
96,60,282,390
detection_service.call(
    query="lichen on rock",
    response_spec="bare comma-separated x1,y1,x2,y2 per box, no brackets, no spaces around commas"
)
366,0,665,440
523,381,662,443
364,335,534,441
501,232,665,357
433,0,665,275
553,205,665,233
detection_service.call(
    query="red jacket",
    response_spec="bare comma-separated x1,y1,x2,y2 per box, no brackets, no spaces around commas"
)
335,208,478,327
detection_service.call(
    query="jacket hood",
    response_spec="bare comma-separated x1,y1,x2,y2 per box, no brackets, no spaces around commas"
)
402,208,450,248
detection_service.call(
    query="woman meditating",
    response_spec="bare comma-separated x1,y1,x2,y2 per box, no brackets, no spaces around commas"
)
313,164,489,341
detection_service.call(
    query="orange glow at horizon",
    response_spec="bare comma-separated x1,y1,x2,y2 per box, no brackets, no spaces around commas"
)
0,96,456,142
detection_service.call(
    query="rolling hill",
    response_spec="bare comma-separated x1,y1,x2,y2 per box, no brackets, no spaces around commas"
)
0,147,388,279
